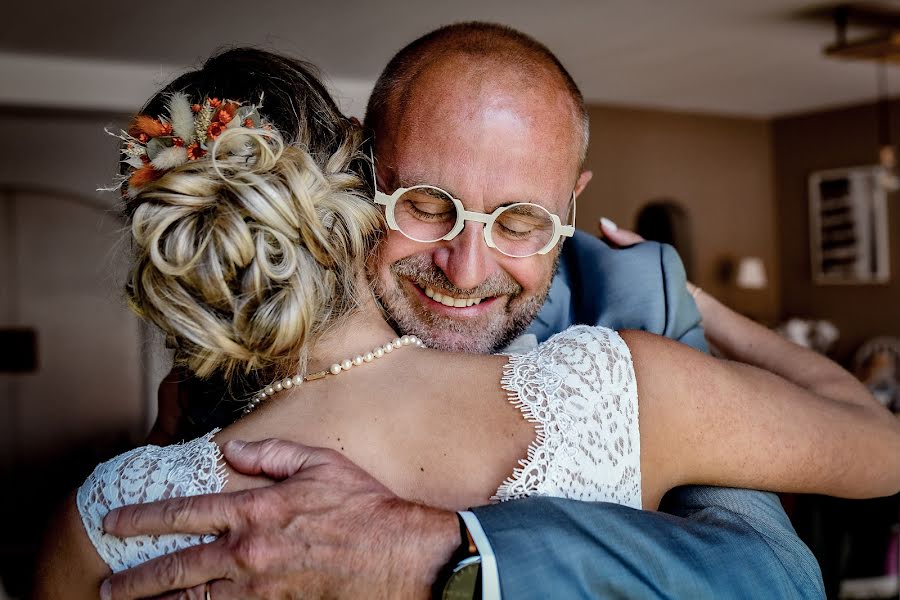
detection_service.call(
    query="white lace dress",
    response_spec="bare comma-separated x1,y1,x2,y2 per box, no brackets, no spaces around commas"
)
77,325,641,571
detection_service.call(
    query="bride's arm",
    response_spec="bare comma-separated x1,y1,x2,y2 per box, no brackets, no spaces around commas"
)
33,495,109,599
690,284,865,406
629,321,900,508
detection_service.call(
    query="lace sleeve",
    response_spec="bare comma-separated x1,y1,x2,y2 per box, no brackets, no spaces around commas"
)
75,430,228,572
493,325,642,509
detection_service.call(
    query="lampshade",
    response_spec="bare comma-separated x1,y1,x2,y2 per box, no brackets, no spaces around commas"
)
735,257,767,289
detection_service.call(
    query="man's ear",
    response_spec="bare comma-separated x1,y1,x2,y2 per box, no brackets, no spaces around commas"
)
575,170,593,197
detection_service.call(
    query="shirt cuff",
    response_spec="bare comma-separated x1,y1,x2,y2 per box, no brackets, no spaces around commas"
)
458,511,501,600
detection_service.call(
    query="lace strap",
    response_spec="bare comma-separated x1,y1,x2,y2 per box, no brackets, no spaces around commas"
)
493,325,642,509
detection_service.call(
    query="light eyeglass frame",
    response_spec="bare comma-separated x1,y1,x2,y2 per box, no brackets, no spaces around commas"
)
370,157,577,258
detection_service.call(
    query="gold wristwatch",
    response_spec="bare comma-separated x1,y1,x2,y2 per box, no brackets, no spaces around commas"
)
435,515,481,600
442,555,481,600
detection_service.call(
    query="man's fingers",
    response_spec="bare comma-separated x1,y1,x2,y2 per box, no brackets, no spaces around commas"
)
154,580,240,600
101,540,231,600
598,218,645,247
223,438,329,480
104,493,239,537
153,583,207,600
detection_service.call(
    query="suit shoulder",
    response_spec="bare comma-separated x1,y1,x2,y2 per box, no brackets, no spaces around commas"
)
564,231,668,277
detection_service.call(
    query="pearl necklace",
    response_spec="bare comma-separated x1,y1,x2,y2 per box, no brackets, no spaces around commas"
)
242,334,424,415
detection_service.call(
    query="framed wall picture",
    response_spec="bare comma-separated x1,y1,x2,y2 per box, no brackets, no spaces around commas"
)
809,166,891,285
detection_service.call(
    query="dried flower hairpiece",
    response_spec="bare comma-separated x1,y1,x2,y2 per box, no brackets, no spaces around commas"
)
106,92,271,197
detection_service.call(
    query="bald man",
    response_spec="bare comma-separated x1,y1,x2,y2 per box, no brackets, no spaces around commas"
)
102,24,823,599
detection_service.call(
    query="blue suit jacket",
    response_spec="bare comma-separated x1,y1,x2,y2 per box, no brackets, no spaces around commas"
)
471,231,824,599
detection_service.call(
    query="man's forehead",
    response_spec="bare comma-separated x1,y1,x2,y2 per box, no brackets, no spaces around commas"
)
385,123,576,201
391,55,577,136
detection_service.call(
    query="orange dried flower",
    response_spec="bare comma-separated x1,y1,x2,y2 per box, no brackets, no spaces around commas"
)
208,98,221,109
129,115,171,139
243,118,254,128
207,122,224,139
218,102,238,123
191,103,202,113
138,133,150,143
128,164,159,189
186,142,207,160
171,137,185,147
216,109,233,125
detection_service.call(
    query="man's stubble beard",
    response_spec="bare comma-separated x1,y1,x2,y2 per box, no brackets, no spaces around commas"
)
367,251,559,354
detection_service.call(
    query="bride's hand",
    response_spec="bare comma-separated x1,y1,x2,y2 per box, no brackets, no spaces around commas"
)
100,439,461,599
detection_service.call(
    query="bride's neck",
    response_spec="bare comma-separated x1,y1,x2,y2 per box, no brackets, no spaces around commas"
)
305,295,400,374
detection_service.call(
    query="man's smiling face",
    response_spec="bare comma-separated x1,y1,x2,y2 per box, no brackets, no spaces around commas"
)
368,55,590,353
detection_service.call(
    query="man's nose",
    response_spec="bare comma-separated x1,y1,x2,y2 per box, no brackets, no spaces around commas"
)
432,222,497,291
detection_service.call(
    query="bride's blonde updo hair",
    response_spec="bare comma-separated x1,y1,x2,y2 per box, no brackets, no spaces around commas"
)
122,49,383,383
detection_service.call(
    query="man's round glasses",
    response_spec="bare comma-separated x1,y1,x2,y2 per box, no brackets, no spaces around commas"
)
372,163,576,258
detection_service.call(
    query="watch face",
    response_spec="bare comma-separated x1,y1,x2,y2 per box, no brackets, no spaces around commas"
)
442,562,480,600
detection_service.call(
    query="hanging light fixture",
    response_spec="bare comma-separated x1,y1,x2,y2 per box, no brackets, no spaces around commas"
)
824,3,900,63
876,60,900,190
824,4,900,190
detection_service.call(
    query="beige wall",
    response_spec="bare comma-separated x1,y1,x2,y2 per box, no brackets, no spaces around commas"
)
580,105,779,321
773,101,900,363
0,110,160,468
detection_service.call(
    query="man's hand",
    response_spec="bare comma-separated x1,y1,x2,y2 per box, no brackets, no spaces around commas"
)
100,439,461,599
598,217,645,247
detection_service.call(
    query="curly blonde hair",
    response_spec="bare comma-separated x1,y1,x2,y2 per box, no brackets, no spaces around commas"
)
123,50,383,383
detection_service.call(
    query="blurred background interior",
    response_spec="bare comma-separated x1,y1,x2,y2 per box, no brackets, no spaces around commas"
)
3,1,900,597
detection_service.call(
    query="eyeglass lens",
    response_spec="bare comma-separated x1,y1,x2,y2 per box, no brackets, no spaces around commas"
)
393,187,556,257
